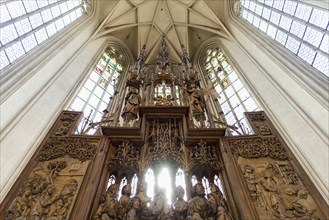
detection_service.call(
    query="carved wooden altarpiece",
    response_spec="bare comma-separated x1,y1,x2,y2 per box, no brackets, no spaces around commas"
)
0,38,328,219
0,110,328,220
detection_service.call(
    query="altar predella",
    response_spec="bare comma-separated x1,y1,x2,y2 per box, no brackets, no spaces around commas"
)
1,36,328,220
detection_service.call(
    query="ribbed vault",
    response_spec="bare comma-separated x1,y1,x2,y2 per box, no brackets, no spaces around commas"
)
95,0,232,63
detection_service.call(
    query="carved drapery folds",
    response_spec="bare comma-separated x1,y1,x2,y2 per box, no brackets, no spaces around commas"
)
188,139,223,172
5,137,97,219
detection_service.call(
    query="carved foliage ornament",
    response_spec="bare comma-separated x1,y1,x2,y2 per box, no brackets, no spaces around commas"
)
189,140,223,171
109,140,140,169
228,137,288,161
37,137,97,162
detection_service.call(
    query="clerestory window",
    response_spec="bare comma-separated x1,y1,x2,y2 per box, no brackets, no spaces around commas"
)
0,0,87,71
204,48,260,135
240,0,329,77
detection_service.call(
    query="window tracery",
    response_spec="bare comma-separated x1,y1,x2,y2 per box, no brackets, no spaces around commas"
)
204,48,260,135
68,47,124,134
0,0,87,71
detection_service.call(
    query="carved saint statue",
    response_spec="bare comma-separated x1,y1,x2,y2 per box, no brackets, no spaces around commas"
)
187,183,210,220
126,197,141,220
207,183,233,220
117,184,132,220
136,181,152,219
173,186,188,220
187,83,206,127
94,184,119,220
121,87,141,127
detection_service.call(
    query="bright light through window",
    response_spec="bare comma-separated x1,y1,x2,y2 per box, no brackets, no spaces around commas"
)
0,0,86,71
240,0,329,77
204,48,260,135
68,48,123,134
158,167,172,204
145,168,155,200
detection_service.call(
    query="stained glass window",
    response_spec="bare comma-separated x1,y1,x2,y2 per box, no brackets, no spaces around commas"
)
68,48,123,134
205,48,259,135
240,0,329,77
0,0,86,71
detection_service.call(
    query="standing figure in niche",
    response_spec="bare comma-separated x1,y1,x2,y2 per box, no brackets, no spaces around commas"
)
122,87,141,127
117,184,132,220
187,183,210,220
207,183,233,220
187,83,206,127
173,186,188,220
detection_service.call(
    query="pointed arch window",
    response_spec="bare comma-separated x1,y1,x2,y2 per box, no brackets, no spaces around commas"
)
118,177,128,199
191,175,198,186
239,0,329,77
202,177,210,196
204,48,260,135
107,174,116,189
131,174,138,197
68,47,123,134
0,0,87,71
145,168,155,200
175,168,187,201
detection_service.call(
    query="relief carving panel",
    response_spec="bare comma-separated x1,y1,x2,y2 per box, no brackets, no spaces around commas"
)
54,112,80,136
228,138,325,219
5,137,97,219
238,157,324,220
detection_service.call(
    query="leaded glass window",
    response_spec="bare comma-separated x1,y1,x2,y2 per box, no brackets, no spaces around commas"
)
0,0,86,71
240,0,329,77
68,48,123,134
205,48,259,135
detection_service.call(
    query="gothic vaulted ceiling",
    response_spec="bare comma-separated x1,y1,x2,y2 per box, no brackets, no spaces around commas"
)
95,0,231,64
